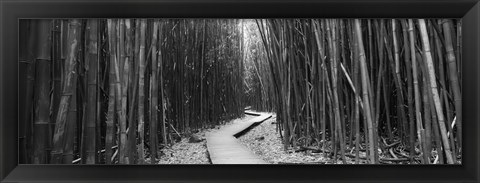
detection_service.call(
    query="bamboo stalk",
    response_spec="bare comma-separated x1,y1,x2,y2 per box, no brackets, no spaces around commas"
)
149,20,159,164
117,19,128,164
355,19,376,164
442,19,462,156
83,19,98,164
32,20,52,164
105,19,117,164
408,19,428,164
418,19,455,164
137,19,147,164
51,19,81,164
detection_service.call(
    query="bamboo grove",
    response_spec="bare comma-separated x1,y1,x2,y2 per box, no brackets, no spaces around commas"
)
19,19,245,164
249,19,462,164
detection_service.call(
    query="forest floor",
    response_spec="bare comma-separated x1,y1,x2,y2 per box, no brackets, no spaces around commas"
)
238,114,356,164
155,112,422,164
238,114,427,164
156,115,257,164
155,112,363,164
155,112,350,164
153,112,433,164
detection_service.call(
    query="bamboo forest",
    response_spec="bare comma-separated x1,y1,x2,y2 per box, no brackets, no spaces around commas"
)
18,19,462,165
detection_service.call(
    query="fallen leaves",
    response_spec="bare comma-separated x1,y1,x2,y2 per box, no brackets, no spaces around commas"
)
238,114,332,164
156,115,256,164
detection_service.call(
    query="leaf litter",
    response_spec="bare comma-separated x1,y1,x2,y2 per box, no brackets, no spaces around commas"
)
156,115,256,164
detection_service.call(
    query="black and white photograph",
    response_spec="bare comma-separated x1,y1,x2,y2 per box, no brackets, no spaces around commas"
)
18,18,462,165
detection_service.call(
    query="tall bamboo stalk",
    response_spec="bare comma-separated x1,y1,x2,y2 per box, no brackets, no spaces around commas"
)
51,19,81,164
127,19,139,164
32,20,52,164
418,19,455,164
149,20,159,164
117,19,128,164
442,19,462,156
355,19,376,164
137,19,147,164
83,19,98,164
105,19,117,164
408,19,428,164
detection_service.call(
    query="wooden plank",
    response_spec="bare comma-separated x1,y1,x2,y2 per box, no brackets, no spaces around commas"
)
206,113,272,164
244,110,261,116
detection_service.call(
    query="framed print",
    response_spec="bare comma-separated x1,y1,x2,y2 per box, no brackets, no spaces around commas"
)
1,0,479,182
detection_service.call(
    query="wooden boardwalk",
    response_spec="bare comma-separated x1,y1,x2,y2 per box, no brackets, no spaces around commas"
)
206,111,272,164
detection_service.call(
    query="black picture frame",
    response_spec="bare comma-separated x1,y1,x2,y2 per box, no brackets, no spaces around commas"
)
1,0,479,182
